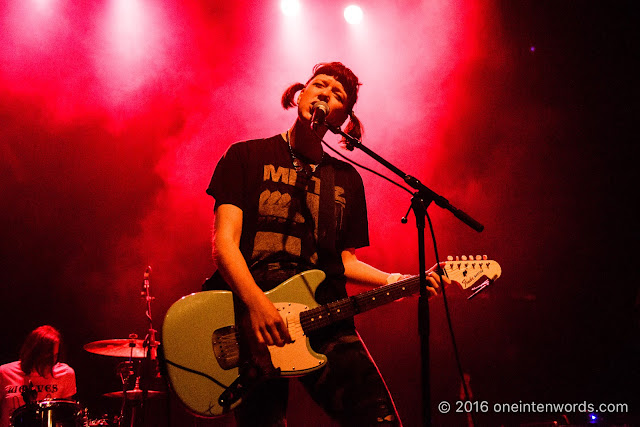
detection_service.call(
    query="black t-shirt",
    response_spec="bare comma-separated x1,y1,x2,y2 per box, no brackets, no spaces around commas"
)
206,134,369,307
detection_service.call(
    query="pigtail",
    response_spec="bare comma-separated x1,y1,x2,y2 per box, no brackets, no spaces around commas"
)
340,111,363,150
281,83,305,109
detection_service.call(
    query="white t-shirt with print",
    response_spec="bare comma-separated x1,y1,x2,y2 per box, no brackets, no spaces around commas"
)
0,361,76,427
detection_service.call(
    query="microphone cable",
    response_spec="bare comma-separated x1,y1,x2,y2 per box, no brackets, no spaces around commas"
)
313,132,413,195
313,129,476,424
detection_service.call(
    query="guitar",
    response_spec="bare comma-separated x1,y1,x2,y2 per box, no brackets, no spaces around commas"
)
161,255,501,417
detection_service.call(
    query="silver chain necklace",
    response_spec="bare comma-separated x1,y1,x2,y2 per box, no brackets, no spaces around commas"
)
286,131,322,177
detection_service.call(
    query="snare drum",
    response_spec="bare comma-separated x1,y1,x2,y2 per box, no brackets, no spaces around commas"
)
10,399,87,427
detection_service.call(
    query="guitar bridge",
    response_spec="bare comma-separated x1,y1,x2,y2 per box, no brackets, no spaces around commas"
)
212,326,240,370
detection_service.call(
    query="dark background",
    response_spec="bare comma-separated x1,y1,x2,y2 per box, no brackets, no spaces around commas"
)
1,1,637,426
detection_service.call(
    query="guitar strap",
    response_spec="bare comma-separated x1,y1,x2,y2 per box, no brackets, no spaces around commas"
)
317,162,337,263
204,144,338,291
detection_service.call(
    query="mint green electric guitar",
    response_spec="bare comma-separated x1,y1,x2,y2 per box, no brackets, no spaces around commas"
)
162,256,501,417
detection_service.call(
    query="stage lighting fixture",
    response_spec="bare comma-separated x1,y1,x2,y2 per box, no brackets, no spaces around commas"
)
280,0,301,16
344,5,363,25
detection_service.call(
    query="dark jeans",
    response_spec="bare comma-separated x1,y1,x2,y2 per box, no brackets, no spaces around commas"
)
234,330,401,427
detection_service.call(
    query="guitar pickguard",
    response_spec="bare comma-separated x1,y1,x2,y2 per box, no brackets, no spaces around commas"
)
269,302,327,375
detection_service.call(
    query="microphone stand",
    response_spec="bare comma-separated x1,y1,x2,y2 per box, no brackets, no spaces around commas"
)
325,124,483,426
140,266,158,427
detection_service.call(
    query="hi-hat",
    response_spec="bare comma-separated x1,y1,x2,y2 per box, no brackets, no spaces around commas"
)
84,339,151,358
103,389,165,400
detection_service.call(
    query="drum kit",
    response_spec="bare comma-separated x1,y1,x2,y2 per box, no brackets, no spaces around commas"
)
10,267,166,427
85,334,165,427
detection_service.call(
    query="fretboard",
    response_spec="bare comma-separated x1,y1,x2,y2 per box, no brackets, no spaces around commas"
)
299,275,424,333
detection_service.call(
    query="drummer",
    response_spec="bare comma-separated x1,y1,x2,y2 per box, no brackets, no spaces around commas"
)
0,325,77,427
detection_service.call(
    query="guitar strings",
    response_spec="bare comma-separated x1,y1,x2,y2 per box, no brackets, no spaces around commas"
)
216,264,486,356
162,263,492,414
298,264,489,331
215,314,306,359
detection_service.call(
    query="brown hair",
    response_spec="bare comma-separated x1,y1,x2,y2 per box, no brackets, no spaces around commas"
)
281,62,363,146
19,325,61,377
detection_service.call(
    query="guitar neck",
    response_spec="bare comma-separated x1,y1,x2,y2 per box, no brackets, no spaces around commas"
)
300,275,424,334
298,257,501,334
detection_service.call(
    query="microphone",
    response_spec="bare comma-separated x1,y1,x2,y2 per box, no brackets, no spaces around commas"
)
22,381,37,405
310,101,330,131
141,266,152,297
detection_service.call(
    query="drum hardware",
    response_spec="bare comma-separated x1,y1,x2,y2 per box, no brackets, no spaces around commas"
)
109,362,164,401
83,266,164,427
83,338,147,359
103,385,165,401
110,373,165,427
140,266,161,377
10,399,87,427
102,389,165,400
87,417,118,427
115,360,136,381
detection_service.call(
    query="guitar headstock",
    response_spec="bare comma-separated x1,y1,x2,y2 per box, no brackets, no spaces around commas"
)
443,255,502,299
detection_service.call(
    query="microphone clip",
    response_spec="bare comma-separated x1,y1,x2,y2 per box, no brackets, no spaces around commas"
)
141,266,152,298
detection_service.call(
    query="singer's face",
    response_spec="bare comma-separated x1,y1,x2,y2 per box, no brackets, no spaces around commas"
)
298,75,349,126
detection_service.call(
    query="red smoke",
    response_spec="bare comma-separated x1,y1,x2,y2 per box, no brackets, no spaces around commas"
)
3,1,630,426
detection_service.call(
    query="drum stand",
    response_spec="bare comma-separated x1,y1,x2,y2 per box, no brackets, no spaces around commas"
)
85,267,163,427
110,353,162,427
115,370,150,427
133,266,161,427
116,358,137,427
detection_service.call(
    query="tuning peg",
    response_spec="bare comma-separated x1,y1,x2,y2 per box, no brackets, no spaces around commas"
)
447,255,453,261
461,255,467,261
483,255,488,260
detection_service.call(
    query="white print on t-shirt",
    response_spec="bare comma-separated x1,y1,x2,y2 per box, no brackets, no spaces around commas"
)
255,164,347,262
263,164,346,205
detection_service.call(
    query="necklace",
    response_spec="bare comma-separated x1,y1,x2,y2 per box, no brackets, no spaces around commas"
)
286,131,322,178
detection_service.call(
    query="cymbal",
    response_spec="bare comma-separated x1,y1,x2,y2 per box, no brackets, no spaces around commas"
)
103,389,165,400
83,339,148,358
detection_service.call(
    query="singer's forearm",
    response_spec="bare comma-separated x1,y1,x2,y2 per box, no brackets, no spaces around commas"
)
212,204,269,309
342,248,390,287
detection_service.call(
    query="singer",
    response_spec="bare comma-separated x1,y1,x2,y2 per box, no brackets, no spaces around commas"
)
205,62,446,426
